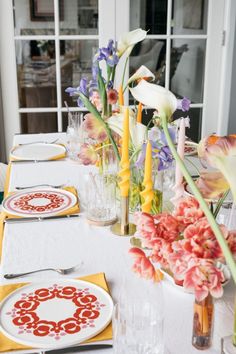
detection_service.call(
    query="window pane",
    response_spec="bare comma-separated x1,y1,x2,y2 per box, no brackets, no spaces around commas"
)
21,113,58,133
129,39,166,104
170,39,206,103
61,39,98,106
59,0,98,35
16,40,57,108
13,0,55,35
130,39,166,81
172,0,208,35
173,108,202,142
130,0,167,34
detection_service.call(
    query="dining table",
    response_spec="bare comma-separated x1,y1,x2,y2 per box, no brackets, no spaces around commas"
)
0,132,235,354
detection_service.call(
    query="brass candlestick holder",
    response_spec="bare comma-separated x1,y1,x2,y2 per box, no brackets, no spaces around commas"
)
111,196,136,236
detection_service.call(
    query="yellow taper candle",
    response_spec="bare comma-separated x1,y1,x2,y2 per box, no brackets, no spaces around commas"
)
140,141,154,213
118,107,130,197
118,85,124,106
136,102,142,123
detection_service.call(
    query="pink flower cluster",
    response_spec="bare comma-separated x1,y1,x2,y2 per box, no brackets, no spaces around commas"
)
129,196,236,301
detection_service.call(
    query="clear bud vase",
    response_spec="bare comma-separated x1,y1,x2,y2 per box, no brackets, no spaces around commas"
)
192,294,214,350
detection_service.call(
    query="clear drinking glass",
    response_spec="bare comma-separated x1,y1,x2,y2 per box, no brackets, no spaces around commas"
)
113,274,164,354
85,173,117,225
66,112,84,161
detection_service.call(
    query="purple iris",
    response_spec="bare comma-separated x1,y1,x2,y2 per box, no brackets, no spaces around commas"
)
76,78,88,107
160,126,177,145
177,97,191,112
149,126,176,146
94,39,119,67
65,86,79,96
135,141,160,169
157,146,174,171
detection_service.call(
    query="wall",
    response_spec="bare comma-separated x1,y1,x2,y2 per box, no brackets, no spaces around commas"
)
228,18,236,134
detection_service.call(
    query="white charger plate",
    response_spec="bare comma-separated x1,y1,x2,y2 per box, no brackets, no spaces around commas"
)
10,143,66,161
2,188,77,217
0,279,113,348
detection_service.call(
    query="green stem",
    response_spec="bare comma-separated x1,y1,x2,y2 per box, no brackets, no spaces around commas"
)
79,93,120,162
121,57,129,88
161,114,236,284
213,189,230,219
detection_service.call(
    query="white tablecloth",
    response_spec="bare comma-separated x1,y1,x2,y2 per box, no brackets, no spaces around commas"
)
0,133,235,354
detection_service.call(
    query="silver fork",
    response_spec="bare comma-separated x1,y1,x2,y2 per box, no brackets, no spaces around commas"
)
15,183,65,190
4,263,82,279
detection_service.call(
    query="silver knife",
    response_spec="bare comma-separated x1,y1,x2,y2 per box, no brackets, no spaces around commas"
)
41,344,113,354
4,214,80,224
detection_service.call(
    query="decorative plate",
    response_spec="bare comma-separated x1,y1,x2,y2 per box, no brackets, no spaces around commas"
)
184,142,198,156
2,188,77,217
0,280,113,348
10,143,66,161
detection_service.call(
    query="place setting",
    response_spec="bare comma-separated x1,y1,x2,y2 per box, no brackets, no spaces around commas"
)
10,141,67,164
0,272,113,353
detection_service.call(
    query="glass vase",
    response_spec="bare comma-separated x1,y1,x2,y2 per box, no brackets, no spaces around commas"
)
192,294,214,350
129,167,163,214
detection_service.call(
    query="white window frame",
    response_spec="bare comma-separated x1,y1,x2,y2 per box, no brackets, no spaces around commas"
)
0,0,234,156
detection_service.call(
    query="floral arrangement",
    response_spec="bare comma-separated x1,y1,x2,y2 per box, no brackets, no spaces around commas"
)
129,196,235,301
66,29,190,212
65,27,236,346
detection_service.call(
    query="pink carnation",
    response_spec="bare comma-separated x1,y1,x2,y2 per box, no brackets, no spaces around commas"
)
183,259,225,301
154,213,180,242
129,248,156,280
173,196,204,230
182,217,225,259
226,230,236,258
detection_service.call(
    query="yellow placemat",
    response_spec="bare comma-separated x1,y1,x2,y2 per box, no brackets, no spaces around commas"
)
0,186,80,259
0,272,112,352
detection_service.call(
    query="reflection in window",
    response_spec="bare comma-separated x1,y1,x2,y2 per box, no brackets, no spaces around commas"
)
130,0,167,34
170,39,206,103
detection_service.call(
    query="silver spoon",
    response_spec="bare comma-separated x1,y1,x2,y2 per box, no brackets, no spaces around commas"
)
4,263,82,279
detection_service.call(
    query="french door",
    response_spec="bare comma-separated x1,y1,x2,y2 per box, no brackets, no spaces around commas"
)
0,0,233,155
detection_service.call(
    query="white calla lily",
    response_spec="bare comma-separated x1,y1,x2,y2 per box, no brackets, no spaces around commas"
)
128,65,155,85
107,110,146,149
129,80,178,120
117,28,147,58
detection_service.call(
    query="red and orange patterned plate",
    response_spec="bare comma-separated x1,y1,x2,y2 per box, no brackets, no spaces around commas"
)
2,188,77,218
0,280,113,348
